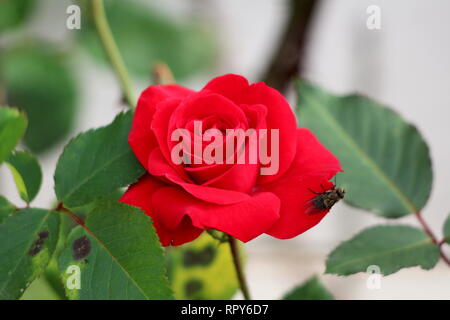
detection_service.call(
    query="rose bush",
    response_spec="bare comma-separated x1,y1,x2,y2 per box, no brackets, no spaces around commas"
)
120,74,341,246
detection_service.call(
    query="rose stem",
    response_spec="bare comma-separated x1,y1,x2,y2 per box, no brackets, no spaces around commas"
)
228,236,252,300
414,211,450,267
55,202,85,227
91,0,135,108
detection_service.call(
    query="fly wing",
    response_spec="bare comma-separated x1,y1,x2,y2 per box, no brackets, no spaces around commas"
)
304,197,325,216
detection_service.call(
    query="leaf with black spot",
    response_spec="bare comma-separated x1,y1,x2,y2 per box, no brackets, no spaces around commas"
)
72,236,91,261
182,245,216,268
0,209,60,299
167,233,240,300
184,279,203,299
58,201,173,300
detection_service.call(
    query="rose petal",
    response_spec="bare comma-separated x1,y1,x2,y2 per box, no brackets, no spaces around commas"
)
285,128,342,179
244,82,297,184
151,186,280,242
184,104,267,187
148,148,193,183
149,148,252,205
170,92,248,130
184,163,232,185
258,129,342,239
130,85,193,169
150,98,189,178
203,74,298,184
263,175,335,239
120,175,202,246
201,146,259,193
187,103,267,192
202,73,249,102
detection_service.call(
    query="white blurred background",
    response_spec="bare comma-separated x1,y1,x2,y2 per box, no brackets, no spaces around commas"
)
1,0,450,299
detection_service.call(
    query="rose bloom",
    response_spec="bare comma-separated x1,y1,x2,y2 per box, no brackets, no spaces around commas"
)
120,74,342,246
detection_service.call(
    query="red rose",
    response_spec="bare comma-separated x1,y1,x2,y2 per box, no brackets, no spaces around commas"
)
120,74,341,246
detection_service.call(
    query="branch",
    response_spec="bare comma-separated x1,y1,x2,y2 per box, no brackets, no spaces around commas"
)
415,212,450,267
261,0,319,94
55,202,85,227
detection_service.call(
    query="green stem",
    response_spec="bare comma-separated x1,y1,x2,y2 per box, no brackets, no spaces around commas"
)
91,0,135,108
228,236,251,300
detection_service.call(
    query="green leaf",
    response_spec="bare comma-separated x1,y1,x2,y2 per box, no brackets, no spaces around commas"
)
167,233,240,300
283,276,334,300
70,189,124,219
443,214,450,245
296,82,432,218
54,111,144,208
0,0,34,31
80,0,216,79
41,211,75,300
58,201,173,300
19,276,62,300
0,208,60,300
3,44,78,153
5,151,42,203
43,256,67,300
0,196,15,224
326,225,440,276
0,107,27,163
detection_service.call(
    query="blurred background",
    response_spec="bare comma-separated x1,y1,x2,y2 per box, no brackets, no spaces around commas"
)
1,0,450,299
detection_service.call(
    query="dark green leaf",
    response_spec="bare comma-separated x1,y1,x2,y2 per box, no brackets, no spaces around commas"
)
70,189,124,218
167,233,239,300
54,111,144,207
0,209,60,300
5,151,42,203
80,0,216,79
0,196,15,224
283,276,334,300
296,82,432,218
443,213,450,245
0,107,27,163
58,201,173,300
3,44,78,153
326,225,440,276
41,211,74,300
0,0,34,31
